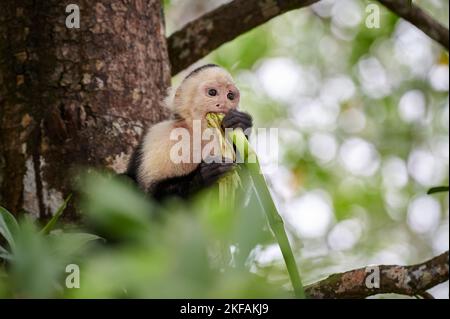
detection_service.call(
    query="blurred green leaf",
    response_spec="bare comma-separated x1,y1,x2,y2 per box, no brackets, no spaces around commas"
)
10,218,62,298
41,194,72,235
78,172,154,241
49,232,102,257
0,245,12,261
0,206,19,250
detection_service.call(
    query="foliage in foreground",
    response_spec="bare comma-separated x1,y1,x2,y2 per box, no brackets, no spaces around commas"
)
0,172,448,298
0,196,100,298
0,172,291,298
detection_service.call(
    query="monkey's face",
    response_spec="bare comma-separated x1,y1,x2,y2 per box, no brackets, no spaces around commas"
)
174,67,240,121
198,79,240,115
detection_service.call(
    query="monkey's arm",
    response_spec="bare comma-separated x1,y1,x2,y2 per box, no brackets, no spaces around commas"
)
150,160,235,201
150,166,201,200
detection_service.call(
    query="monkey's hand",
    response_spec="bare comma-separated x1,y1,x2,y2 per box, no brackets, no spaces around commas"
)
221,109,253,138
197,157,236,187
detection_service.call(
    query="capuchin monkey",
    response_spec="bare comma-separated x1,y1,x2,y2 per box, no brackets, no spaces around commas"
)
125,64,253,201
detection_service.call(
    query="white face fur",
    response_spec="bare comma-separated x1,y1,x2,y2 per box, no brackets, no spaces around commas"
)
172,67,240,122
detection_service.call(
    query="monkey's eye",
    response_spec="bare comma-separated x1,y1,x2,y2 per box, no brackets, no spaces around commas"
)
208,89,217,97
227,92,235,100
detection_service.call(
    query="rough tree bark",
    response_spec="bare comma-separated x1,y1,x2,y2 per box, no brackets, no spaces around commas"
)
0,0,171,221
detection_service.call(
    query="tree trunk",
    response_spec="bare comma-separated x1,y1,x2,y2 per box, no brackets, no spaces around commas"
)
0,1,171,221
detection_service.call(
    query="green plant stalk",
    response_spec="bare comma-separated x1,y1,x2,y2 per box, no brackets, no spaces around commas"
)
229,128,306,299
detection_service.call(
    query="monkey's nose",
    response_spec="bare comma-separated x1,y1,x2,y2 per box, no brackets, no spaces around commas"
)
216,104,221,108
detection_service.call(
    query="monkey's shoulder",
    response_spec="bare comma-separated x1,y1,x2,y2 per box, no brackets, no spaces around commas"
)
136,119,198,189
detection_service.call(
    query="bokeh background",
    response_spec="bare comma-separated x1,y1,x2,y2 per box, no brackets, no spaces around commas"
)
167,0,449,298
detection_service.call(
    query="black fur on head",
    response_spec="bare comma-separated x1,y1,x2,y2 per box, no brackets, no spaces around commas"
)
184,64,220,81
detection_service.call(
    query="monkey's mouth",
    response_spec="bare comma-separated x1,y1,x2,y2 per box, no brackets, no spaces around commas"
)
210,107,233,114
208,110,226,117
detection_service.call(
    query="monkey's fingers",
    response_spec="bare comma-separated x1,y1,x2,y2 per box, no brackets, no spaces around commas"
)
222,110,253,130
202,155,233,164
223,109,252,122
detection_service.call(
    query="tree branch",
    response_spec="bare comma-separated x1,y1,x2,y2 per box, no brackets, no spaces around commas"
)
377,0,449,51
167,0,320,75
167,0,449,76
305,251,449,299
